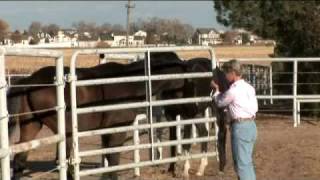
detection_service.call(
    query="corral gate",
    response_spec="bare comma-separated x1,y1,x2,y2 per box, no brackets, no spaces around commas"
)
0,48,67,180
219,58,320,127
68,46,218,179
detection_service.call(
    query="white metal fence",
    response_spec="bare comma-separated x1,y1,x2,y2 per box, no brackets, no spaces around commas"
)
68,46,218,179
0,48,67,180
2,46,320,179
219,58,320,127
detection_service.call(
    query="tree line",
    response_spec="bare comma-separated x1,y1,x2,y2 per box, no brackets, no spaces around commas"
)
0,17,196,45
214,0,320,116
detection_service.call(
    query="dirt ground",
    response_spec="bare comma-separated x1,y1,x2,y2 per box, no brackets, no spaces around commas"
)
12,116,320,180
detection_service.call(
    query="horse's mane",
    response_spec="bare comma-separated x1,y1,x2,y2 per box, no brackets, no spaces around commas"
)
84,52,183,79
185,57,230,93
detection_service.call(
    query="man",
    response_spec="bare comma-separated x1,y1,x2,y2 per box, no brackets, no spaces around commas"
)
211,59,258,180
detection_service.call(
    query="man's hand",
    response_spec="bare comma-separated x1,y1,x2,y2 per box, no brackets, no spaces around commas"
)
210,80,220,91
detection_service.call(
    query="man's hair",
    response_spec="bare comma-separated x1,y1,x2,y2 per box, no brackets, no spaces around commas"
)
222,59,242,76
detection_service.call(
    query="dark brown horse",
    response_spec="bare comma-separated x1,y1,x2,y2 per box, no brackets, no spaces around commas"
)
7,54,188,180
158,57,229,177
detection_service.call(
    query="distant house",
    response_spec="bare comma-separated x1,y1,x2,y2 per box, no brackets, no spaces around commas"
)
2,38,13,46
37,32,53,43
101,30,147,47
77,32,99,48
134,30,147,38
54,29,78,46
193,28,222,45
222,31,243,45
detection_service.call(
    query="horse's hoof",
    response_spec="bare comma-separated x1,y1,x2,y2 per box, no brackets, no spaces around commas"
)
173,172,182,178
218,171,225,176
182,173,190,179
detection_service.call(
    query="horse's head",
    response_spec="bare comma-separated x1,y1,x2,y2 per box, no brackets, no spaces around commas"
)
212,67,230,93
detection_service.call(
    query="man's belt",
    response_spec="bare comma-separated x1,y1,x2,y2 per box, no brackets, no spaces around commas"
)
232,116,255,123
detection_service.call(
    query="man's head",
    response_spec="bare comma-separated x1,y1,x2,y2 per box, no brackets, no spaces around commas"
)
222,59,242,83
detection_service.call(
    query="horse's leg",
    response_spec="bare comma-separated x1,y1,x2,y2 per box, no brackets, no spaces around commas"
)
166,114,178,176
101,135,109,168
195,123,209,176
154,107,164,160
101,132,126,180
217,110,227,172
12,121,42,180
182,123,192,178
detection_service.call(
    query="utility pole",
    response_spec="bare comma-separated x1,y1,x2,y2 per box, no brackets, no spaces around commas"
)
126,0,135,47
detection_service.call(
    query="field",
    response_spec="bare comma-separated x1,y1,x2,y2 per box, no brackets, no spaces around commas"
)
5,45,274,73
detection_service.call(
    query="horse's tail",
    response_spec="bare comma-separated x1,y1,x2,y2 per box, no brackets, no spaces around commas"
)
7,87,22,138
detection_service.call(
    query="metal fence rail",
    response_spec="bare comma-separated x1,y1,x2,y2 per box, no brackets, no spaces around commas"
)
0,47,67,180
69,46,218,179
219,58,320,127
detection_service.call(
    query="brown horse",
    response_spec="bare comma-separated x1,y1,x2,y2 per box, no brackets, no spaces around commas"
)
8,53,229,179
7,54,188,180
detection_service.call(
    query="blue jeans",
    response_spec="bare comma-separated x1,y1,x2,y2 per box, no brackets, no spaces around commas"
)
231,120,257,180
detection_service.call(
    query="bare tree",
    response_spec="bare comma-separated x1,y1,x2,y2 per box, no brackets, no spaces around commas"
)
28,21,42,37
98,23,112,34
111,24,125,33
11,30,23,43
72,21,97,33
0,19,10,42
42,24,60,37
133,17,194,44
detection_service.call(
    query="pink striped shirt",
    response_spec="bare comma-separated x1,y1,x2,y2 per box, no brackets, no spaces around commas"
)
212,79,258,119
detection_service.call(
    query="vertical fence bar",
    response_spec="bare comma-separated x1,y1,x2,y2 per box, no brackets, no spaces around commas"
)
293,60,298,127
146,50,155,161
134,114,145,176
269,65,273,104
176,115,182,155
297,100,301,126
55,55,67,180
192,124,197,142
70,52,80,180
0,48,10,180
263,68,267,105
205,108,210,138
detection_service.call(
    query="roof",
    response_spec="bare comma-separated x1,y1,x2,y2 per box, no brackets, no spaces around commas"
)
196,28,219,34
61,28,77,32
112,31,128,36
78,33,99,41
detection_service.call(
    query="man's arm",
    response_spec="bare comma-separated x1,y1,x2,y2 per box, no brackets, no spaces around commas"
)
212,89,234,108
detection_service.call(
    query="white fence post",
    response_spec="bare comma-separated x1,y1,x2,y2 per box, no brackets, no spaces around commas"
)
293,60,298,127
269,65,273,104
133,114,146,177
70,51,81,180
55,55,67,180
176,115,182,155
0,48,10,180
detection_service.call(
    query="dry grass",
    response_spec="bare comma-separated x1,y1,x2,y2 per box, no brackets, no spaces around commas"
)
5,46,274,74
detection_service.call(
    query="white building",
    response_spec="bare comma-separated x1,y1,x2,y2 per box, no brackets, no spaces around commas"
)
194,28,222,45
101,30,147,47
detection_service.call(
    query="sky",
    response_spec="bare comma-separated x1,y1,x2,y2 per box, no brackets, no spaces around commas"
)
0,1,226,31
